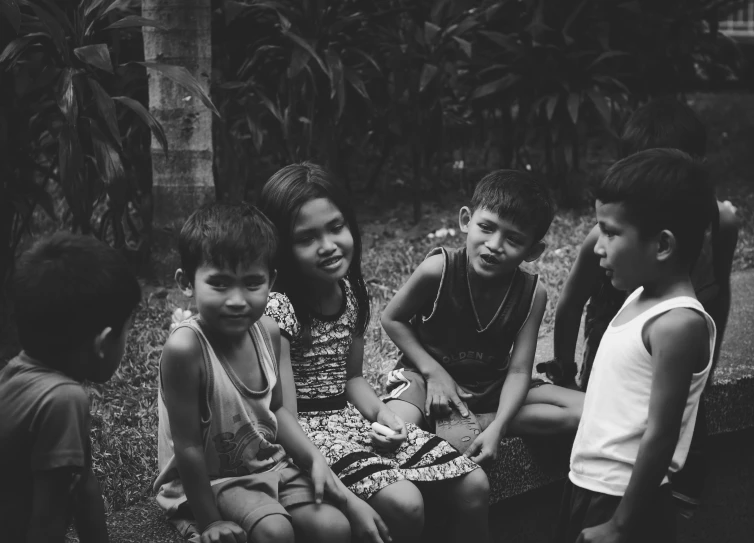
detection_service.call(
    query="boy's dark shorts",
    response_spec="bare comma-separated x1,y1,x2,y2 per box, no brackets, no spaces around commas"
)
170,466,319,540
384,367,547,427
555,479,676,543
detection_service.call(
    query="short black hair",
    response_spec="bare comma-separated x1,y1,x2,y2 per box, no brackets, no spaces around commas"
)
179,202,277,281
12,233,141,363
596,148,715,265
620,97,707,158
471,169,555,241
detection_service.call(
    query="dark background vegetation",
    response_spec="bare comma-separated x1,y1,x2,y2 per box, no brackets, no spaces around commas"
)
2,0,754,513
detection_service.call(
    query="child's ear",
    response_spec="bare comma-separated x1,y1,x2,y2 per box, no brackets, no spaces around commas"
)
458,206,473,233
175,269,193,296
656,230,676,262
269,269,277,291
524,240,546,262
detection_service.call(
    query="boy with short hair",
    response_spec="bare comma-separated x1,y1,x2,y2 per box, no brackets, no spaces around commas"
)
550,96,738,390
0,232,141,542
557,149,717,543
153,203,350,543
382,170,584,466
549,97,739,516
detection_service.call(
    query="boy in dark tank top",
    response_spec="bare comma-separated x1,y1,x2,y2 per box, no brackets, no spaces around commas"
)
382,170,584,465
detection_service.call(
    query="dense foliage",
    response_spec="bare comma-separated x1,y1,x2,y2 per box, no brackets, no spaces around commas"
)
0,0,749,287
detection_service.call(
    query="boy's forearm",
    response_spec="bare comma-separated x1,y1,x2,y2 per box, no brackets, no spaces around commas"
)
346,376,386,422
553,305,582,367
72,468,109,543
275,406,323,470
611,427,679,534
488,372,530,435
175,447,224,531
382,319,444,378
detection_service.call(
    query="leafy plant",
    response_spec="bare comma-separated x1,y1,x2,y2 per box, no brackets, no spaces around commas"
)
0,0,215,288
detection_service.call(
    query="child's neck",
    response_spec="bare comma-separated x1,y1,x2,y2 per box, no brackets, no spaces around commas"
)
637,268,694,302
303,277,342,316
200,321,251,355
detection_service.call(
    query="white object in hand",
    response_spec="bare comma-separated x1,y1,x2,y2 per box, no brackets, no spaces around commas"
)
371,422,398,437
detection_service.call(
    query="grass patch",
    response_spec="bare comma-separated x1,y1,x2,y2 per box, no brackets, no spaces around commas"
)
27,92,754,513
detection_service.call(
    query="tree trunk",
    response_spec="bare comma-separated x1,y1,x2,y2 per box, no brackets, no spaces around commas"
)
142,0,213,275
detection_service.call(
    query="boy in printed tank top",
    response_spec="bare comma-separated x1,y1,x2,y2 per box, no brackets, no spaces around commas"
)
382,170,584,466
154,203,350,543
557,149,717,543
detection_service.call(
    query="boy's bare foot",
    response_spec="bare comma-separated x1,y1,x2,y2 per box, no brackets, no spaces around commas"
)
436,410,482,453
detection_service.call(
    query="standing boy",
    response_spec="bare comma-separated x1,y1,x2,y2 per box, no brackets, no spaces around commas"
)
382,170,583,466
0,233,141,542
558,149,717,543
153,203,350,543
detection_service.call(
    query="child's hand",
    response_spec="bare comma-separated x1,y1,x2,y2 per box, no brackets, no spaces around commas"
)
200,520,246,543
425,368,473,418
575,519,627,543
369,407,407,453
309,456,347,507
464,425,504,466
170,307,193,330
345,498,392,543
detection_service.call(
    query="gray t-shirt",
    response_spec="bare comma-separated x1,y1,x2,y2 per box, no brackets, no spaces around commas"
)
0,352,90,540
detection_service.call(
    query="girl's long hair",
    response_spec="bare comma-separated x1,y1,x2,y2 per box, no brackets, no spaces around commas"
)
259,162,370,344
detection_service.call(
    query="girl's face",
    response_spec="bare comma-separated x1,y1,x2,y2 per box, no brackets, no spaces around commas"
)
290,197,354,285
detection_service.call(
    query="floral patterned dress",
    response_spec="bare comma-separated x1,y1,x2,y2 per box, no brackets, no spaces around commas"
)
265,280,479,500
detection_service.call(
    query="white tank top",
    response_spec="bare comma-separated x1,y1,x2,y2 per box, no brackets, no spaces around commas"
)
153,318,289,514
569,288,716,496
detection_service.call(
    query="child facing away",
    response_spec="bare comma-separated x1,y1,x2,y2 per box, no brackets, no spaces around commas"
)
0,233,141,542
153,203,351,543
260,162,491,543
550,97,739,391
381,170,584,466
557,149,717,543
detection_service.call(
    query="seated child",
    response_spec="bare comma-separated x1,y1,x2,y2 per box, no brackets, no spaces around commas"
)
382,170,584,465
556,149,717,543
0,233,141,542
153,203,350,543
550,97,738,390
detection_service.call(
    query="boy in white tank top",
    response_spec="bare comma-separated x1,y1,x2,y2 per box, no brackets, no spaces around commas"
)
557,149,717,543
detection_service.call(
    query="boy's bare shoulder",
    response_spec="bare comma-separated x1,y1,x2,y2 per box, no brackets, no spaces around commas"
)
415,253,445,281
717,201,740,236
650,307,709,345
162,326,203,369
259,315,281,360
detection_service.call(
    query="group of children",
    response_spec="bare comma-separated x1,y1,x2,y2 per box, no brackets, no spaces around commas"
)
0,97,738,543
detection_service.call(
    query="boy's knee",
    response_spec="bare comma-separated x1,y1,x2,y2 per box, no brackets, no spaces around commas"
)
302,506,351,543
250,514,294,543
454,468,490,510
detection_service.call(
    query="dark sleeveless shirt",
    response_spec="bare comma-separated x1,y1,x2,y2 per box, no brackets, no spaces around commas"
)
397,247,539,402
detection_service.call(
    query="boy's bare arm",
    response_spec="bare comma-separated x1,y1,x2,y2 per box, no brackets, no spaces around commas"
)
71,467,109,543
589,309,709,540
28,467,94,543
465,285,546,464
552,225,600,375
161,330,227,532
381,255,469,416
708,204,739,360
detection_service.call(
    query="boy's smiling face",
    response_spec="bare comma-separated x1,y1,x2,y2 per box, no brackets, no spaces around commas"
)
460,206,544,281
178,259,275,338
594,200,658,291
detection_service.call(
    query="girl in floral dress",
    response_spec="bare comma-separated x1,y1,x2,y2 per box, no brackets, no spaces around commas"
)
260,162,491,543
